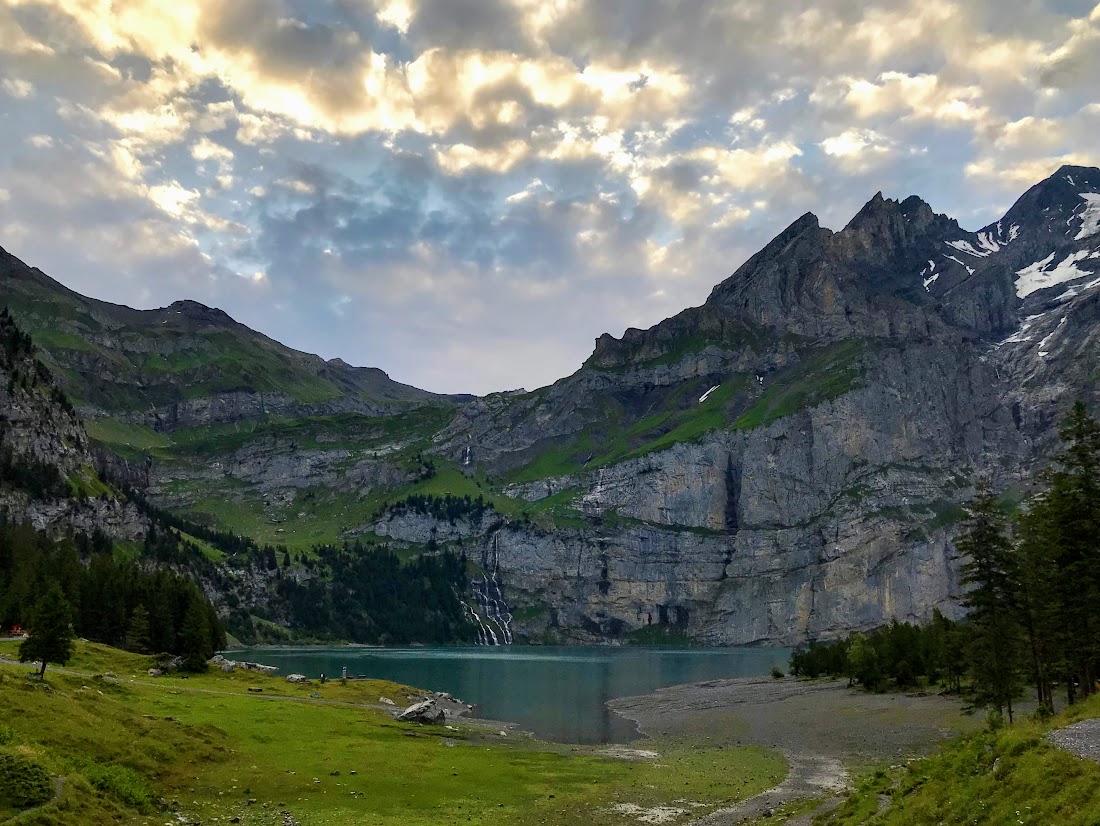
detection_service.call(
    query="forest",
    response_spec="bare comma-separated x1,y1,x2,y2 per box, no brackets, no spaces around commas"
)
0,520,225,664
273,542,473,645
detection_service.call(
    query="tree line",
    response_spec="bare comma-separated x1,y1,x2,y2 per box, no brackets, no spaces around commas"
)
386,493,491,525
272,541,474,645
789,401,1100,723
0,519,225,671
790,611,966,693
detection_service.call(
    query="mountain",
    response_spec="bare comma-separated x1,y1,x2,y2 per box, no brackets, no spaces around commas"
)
0,250,464,428
3,165,1099,645
0,307,147,539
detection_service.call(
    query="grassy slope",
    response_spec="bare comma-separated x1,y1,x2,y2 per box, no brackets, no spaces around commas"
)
508,339,868,486
824,694,1100,825
1,261,441,415
0,641,784,826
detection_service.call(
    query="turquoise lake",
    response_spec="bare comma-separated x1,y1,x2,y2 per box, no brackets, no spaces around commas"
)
232,645,790,744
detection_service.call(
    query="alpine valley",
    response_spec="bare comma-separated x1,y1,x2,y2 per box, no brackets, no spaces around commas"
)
3,165,1100,647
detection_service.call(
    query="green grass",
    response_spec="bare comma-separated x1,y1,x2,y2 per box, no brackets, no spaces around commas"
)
67,465,114,499
84,419,173,456
0,640,787,825
733,340,866,431
824,694,1100,825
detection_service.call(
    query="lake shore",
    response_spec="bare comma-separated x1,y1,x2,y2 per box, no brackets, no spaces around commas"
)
609,676,979,823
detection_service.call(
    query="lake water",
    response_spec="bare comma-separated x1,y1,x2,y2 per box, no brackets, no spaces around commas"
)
231,645,789,744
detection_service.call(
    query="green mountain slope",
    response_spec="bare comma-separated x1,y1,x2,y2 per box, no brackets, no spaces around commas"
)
0,246,459,424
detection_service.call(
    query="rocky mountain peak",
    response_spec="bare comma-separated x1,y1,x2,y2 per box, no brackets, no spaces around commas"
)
164,299,235,326
999,164,1100,236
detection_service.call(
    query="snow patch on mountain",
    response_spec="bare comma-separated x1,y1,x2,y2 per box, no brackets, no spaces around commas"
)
1056,274,1100,303
945,254,975,275
946,240,991,258
1016,250,1096,298
1076,193,1100,241
920,260,939,291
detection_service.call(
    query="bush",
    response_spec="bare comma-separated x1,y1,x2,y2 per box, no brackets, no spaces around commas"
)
80,762,153,811
0,724,13,745
771,666,785,679
0,753,53,809
986,709,1005,732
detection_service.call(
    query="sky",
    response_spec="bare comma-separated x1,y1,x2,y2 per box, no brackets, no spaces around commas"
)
0,1,1098,394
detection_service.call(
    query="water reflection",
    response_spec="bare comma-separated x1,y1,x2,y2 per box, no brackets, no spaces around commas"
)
233,645,789,744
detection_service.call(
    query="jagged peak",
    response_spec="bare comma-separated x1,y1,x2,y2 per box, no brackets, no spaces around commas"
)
843,190,938,234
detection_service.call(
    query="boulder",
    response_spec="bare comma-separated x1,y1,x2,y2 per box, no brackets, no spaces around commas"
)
286,674,310,684
147,668,164,678
396,700,446,725
379,697,396,706
220,662,236,672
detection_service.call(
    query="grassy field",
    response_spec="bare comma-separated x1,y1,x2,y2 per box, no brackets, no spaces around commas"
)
823,694,1100,825
0,640,786,826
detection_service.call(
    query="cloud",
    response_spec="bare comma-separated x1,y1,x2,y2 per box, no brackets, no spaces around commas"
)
0,0,1098,393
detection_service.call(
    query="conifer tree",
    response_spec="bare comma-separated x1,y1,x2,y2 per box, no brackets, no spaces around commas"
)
1014,501,1063,712
1045,401,1100,701
179,598,212,672
957,483,1023,721
19,584,75,678
124,604,151,654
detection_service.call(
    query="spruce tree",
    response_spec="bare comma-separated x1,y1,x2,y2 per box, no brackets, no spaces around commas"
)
124,604,152,654
1014,501,1063,712
19,584,75,678
179,598,212,672
957,483,1023,721
1045,401,1100,700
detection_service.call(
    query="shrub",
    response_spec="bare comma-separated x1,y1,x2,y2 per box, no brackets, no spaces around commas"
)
771,666,785,680
80,762,153,811
0,724,13,745
986,709,1005,732
0,752,53,809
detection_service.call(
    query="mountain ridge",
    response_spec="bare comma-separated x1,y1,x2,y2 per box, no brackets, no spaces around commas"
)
3,165,1100,645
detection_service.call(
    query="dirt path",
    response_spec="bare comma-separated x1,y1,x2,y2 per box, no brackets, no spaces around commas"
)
1047,718,1100,763
610,677,975,824
691,752,847,825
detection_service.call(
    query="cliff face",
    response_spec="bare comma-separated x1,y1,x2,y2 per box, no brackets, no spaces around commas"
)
414,166,1100,644
0,310,147,540
4,166,1100,645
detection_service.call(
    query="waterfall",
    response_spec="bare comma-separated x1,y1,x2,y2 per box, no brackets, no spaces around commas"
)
462,601,491,645
462,444,472,466
465,532,513,645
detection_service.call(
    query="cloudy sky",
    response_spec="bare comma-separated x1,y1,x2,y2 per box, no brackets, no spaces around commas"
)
1,0,1098,393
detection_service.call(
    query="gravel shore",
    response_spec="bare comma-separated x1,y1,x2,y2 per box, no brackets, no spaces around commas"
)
609,676,978,824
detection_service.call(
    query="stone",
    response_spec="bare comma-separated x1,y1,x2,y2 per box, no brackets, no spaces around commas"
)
147,668,164,678
396,700,446,725
378,697,396,706
286,674,309,684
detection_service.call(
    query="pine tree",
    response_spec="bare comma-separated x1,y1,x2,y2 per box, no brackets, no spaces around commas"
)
124,604,151,654
1014,501,1063,712
179,598,212,672
957,483,1024,721
18,584,75,678
1045,401,1100,701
